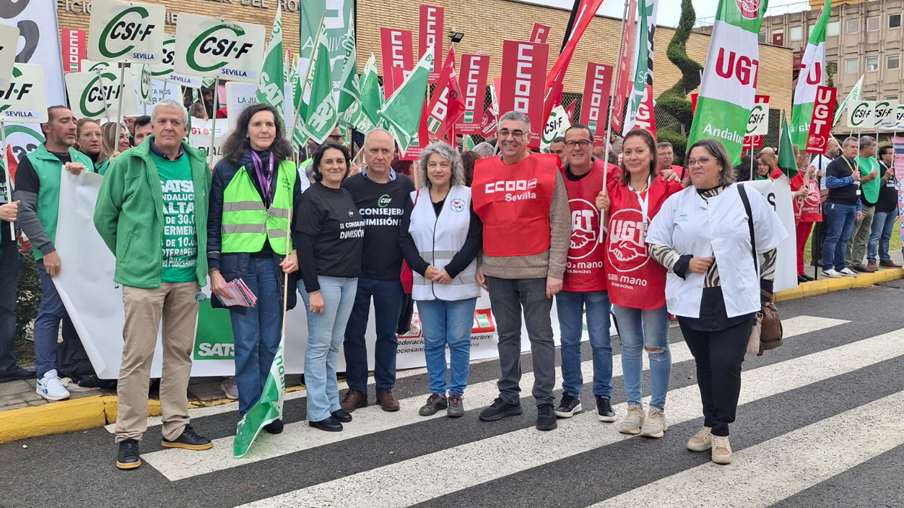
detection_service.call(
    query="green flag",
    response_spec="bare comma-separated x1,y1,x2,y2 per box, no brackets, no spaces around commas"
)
464,135,475,151
687,0,770,165
337,12,371,132
833,74,863,127
302,21,338,144
379,48,433,155
778,111,798,179
359,54,384,130
789,0,831,148
233,337,285,458
288,56,305,150
257,6,285,125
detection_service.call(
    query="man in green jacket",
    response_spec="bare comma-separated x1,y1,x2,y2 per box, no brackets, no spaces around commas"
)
14,106,92,400
94,99,213,470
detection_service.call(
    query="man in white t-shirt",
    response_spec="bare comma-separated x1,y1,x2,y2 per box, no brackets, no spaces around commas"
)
812,137,840,266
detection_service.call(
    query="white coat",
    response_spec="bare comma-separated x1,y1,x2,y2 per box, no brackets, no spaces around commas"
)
646,183,788,318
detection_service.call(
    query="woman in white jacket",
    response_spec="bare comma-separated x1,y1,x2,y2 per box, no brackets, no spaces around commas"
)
399,142,483,418
646,139,787,465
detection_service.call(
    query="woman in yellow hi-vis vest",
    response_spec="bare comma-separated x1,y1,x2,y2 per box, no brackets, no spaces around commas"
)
207,104,301,433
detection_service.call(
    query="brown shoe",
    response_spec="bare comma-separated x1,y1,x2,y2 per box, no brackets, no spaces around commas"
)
880,260,902,268
376,388,400,412
866,261,879,271
340,390,368,412
852,265,874,273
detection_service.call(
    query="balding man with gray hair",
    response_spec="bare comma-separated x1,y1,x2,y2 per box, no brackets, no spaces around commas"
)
339,128,415,413
95,98,214,469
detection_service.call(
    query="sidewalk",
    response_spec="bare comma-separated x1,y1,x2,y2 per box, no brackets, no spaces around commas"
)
2,255,902,445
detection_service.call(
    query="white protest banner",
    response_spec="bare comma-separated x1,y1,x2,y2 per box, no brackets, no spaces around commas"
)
874,100,899,130
894,104,904,131
175,14,266,84
0,23,19,89
87,0,166,64
540,105,570,152
225,81,260,130
65,67,140,120
746,95,770,136
137,65,152,104
149,35,202,88
132,74,181,114
745,178,797,292
189,117,231,166
846,100,876,130
0,64,48,123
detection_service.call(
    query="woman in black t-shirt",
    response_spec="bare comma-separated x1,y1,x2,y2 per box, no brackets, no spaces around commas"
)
295,143,364,432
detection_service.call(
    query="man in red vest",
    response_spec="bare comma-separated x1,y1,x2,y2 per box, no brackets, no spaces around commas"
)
656,141,684,178
472,111,571,431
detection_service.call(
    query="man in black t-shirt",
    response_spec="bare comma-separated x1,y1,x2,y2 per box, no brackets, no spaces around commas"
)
867,145,901,268
821,137,862,277
0,168,34,383
340,129,415,413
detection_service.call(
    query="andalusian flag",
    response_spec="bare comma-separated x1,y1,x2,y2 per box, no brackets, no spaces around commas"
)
288,56,304,150
337,12,372,132
622,0,659,136
379,47,433,155
687,0,769,165
359,54,384,130
257,6,285,125
777,111,798,179
834,74,863,127
789,0,831,148
301,21,338,144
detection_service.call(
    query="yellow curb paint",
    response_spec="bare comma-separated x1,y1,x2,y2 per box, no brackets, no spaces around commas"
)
776,268,904,302
0,397,106,445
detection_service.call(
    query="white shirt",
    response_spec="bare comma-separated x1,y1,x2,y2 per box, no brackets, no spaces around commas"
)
811,154,833,191
646,184,788,318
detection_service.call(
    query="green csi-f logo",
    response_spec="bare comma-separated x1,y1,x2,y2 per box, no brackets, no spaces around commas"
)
0,67,28,114
187,24,253,73
378,194,392,208
100,6,157,59
851,102,872,127
152,38,176,78
79,71,121,117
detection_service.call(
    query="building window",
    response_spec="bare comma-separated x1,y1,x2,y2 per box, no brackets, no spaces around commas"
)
827,21,840,36
790,26,803,41
867,16,880,31
890,14,902,29
847,19,860,33
758,32,766,43
866,56,879,71
888,54,901,70
886,95,899,101
845,58,859,73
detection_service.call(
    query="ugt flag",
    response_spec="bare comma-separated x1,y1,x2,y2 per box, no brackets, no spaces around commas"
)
687,0,769,165
622,0,658,136
789,0,831,149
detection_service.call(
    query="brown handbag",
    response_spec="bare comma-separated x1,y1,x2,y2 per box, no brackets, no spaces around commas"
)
738,184,783,356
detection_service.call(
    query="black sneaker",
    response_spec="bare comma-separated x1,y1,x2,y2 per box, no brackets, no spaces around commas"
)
418,393,448,416
116,439,141,470
447,393,464,418
596,396,616,422
331,409,353,423
161,425,213,450
536,403,557,431
264,419,284,434
554,393,583,418
478,397,523,421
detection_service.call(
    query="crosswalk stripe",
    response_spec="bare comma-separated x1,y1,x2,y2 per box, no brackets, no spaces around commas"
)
600,389,904,507
140,315,848,480
115,315,847,434
235,325,902,508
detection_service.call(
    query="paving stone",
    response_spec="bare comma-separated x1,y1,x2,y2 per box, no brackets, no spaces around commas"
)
0,380,30,397
4,402,27,410
18,390,43,402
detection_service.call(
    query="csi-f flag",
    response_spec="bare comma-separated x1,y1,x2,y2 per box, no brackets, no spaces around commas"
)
687,0,769,165
623,0,658,136
379,47,433,155
288,55,304,150
789,0,831,148
301,20,338,145
256,6,285,125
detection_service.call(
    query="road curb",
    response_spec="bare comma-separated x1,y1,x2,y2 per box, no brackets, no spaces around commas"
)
2,269,902,445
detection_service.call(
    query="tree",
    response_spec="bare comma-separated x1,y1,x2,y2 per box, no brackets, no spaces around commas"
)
655,0,703,162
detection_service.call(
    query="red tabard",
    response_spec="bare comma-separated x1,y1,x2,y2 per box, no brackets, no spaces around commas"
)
472,153,558,257
560,160,620,292
605,175,683,309
791,174,822,223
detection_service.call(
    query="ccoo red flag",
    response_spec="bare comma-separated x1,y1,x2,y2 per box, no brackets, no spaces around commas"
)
425,46,466,143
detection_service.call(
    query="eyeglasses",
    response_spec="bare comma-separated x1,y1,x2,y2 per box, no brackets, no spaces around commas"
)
497,129,526,139
686,156,713,167
565,140,592,148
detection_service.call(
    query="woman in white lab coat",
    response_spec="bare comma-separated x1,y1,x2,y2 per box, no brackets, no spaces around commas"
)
645,139,787,466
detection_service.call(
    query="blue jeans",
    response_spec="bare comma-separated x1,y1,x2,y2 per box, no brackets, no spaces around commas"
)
0,246,18,376
34,260,81,378
343,276,404,394
868,210,898,263
612,304,671,410
822,202,858,271
301,276,357,422
555,290,613,398
416,298,476,396
229,257,283,416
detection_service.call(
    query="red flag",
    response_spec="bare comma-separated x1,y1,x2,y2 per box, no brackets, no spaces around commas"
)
580,62,613,145
419,5,445,83
455,54,490,134
611,0,637,134
500,40,549,148
806,86,837,154
402,98,431,161
564,100,577,122
425,46,466,143
481,107,497,139
380,28,415,98
530,24,551,44
542,0,607,127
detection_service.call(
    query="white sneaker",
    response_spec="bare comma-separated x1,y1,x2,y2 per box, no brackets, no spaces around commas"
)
618,404,645,435
687,426,713,451
822,269,841,278
640,407,668,438
838,268,858,277
711,435,733,465
36,370,70,401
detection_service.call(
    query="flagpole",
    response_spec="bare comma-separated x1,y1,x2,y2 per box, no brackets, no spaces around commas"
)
602,0,630,191
115,62,127,130
97,67,111,123
207,77,219,168
292,13,327,150
749,147,755,181
1,119,13,241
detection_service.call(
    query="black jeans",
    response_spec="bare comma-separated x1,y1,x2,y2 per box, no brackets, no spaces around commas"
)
678,314,754,437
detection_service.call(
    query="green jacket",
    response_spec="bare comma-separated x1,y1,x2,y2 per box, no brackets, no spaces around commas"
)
856,156,880,204
93,136,211,289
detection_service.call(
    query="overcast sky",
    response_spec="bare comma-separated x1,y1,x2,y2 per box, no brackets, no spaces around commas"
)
523,0,811,27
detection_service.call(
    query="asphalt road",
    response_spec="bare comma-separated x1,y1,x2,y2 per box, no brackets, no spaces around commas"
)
1,280,903,508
